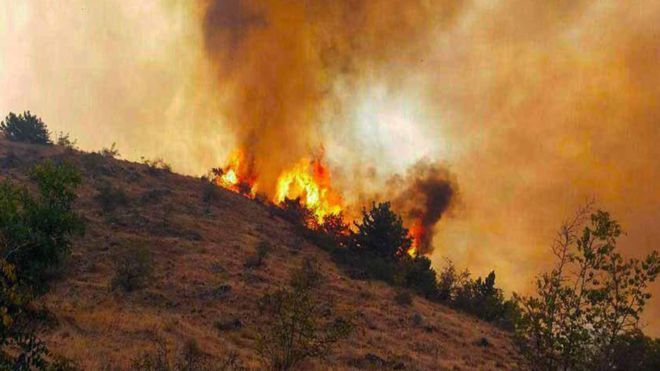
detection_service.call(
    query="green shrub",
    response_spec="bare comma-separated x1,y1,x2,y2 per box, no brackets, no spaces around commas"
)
111,243,153,292
0,161,84,292
515,208,660,370
1,111,52,145
351,202,411,259
256,258,353,370
94,182,129,212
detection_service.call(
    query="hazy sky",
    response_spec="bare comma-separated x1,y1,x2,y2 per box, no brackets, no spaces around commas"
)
1,0,658,333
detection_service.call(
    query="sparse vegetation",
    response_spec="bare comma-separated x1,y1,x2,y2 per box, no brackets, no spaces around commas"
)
514,207,660,370
0,160,84,292
94,182,129,212
56,132,78,150
201,179,220,215
0,160,84,368
1,111,52,145
256,258,354,370
143,157,172,174
394,290,413,306
101,142,120,158
243,241,271,269
111,243,153,292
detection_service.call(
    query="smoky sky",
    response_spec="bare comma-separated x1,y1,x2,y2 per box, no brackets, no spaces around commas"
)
2,0,658,334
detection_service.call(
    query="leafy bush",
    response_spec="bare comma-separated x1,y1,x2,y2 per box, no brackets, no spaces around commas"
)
1,111,52,145
402,256,439,299
131,338,241,371
94,182,129,213
0,161,84,292
256,258,353,370
111,243,153,292
351,202,411,259
515,208,660,370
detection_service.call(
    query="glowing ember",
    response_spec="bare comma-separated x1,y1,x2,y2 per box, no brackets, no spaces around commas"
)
275,158,343,223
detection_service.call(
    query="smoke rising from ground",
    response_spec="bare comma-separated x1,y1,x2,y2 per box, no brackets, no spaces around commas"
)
388,161,456,255
2,0,659,333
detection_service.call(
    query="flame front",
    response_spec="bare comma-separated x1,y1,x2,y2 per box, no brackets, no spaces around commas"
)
213,150,257,197
275,158,342,223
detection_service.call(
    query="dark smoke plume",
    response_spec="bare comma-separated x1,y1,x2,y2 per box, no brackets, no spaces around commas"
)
389,161,456,255
200,0,464,195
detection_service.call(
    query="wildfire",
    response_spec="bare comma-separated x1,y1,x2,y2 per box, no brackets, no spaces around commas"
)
275,158,343,223
213,150,257,196
407,220,424,257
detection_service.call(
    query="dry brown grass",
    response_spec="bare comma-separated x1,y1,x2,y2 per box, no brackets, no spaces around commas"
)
0,139,525,370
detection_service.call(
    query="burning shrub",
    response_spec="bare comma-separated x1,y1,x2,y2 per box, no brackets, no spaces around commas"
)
0,160,84,292
1,111,52,145
94,182,129,213
256,258,353,370
318,212,350,246
278,197,315,227
351,202,412,259
111,243,153,292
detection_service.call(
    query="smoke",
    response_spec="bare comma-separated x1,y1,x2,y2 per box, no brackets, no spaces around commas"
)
199,0,463,194
2,0,659,334
388,161,456,255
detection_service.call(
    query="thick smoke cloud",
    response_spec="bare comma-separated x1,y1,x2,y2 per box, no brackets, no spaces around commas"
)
389,161,456,255
2,0,659,334
200,0,463,194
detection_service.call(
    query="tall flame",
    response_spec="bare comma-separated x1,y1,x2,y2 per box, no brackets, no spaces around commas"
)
275,158,342,223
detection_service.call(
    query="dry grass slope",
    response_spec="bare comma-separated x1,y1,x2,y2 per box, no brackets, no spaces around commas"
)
0,139,524,370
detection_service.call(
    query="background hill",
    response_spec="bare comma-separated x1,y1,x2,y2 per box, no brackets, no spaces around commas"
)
0,139,523,370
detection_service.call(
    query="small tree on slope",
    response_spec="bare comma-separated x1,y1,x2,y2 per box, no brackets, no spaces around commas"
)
515,206,659,370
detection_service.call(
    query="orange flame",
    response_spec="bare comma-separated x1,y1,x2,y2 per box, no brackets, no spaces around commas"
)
275,158,343,223
407,220,424,257
213,150,257,197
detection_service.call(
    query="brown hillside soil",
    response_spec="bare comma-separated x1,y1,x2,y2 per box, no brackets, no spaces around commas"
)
0,140,525,370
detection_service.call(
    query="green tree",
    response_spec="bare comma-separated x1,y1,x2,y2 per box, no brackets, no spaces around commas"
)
515,207,660,370
352,202,412,259
257,258,353,370
0,161,84,292
1,111,52,145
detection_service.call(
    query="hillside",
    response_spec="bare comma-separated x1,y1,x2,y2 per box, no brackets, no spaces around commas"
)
0,139,524,370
